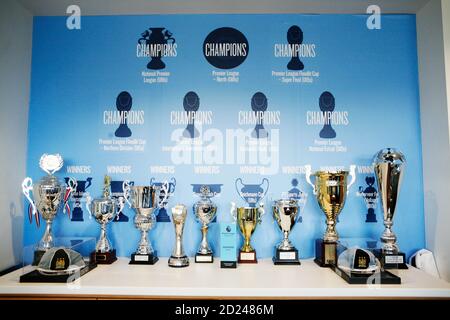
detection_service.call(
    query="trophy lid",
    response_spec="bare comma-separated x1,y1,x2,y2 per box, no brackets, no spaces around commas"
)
39,154,63,175
373,148,406,165
273,198,298,207
38,174,63,189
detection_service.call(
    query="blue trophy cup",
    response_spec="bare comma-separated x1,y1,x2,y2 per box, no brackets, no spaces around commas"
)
182,91,200,139
319,91,337,139
358,176,378,223
114,91,132,138
287,25,305,70
251,92,269,139
138,28,176,70
65,177,92,222
150,177,176,222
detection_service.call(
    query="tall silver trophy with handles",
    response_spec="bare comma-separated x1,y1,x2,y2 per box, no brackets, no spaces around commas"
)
373,148,408,269
123,180,168,264
168,204,189,267
193,185,218,263
22,154,77,265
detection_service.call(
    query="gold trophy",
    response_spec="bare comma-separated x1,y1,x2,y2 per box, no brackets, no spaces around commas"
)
306,165,355,267
230,202,264,263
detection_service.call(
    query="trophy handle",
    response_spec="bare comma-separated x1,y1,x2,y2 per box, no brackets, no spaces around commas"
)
258,202,265,224
85,177,92,189
260,178,269,201
117,196,125,214
149,177,156,186
304,165,316,195
230,202,237,221
22,177,37,223
122,180,132,208
235,178,245,203
85,193,92,218
348,165,356,194
157,181,170,208
63,177,77,217
169,177,176,193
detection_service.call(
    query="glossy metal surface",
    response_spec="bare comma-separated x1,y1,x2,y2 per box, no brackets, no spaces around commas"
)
193,186,217,255
373,148,406,254
272,199,299,251
169,204,189,267
231,204,264,253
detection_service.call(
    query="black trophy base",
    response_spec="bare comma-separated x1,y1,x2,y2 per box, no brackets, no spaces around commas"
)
92,249,117,264
331,265,401,285
129,252,159,265
373,249,408,269
314,239,337,267
20,262,97,283
273,247,301,265
195,253,214,263
220,261,237,268
238,250,257,264
32,250,46,266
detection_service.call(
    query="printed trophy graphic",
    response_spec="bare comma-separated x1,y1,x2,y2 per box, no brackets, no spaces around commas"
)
114,91,132,138
182,91,200,139
251,92,269,139
357,176,378,223
22,154,77,265
287,25,305,70
150,177,176,222
231,178,269,263
138,27,175,70
111,180,132,222
319,91,336,139
64,177,92,222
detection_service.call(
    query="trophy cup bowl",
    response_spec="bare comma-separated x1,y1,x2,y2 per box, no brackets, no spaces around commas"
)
193,186,218,263
272,199,301,265
127,185,161,264
231,202,264,263
90,197,116,256
168,204,189,267
314,171,349,243
373,147,408,269
305,165,355,267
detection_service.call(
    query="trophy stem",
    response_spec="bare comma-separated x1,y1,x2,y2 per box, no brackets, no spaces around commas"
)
137,229,153,255
381,220,398,254
278,231,293,250
38,219,54,250
96,223,111,253
198,224,211,254
324,218,338,242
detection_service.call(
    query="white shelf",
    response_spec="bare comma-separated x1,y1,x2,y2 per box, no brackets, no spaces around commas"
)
0,258,449,298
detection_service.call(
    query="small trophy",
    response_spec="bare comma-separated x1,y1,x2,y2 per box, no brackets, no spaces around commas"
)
123,180,168,264
272,199,301,265
86,175,120,264
373,148,408,269
230,202,265,263
64,177,92,222
193,185,217,263
357,176,378,223
168,204,189,267
22,154,77,265
306,165,355,267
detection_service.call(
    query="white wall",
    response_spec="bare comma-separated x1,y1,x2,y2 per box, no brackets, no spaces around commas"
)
0,0,32,271
442,0,450,143
417,0,450,281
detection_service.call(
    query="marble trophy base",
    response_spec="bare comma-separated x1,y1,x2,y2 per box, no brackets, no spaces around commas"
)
129,251,159,265
314,239,337,267
168,255,189,268
373,249,408,269
238,250,257,264
93,249,117,264
195,252,214,263
273,247,301,265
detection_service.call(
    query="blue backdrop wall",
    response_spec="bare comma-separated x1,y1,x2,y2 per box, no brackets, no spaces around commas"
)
24,14,424,260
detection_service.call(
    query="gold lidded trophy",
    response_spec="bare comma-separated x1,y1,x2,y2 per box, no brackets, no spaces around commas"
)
306,165,355,267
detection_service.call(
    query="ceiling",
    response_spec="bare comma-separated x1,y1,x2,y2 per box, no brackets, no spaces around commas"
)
16,0,431,16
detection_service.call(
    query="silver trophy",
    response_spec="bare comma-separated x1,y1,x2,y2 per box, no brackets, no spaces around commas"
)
373,148,408,269
86,175,120,264
193,185,217,263
22,154,76,263
123,180,168,264
272,199,301,265
168,204,189,267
